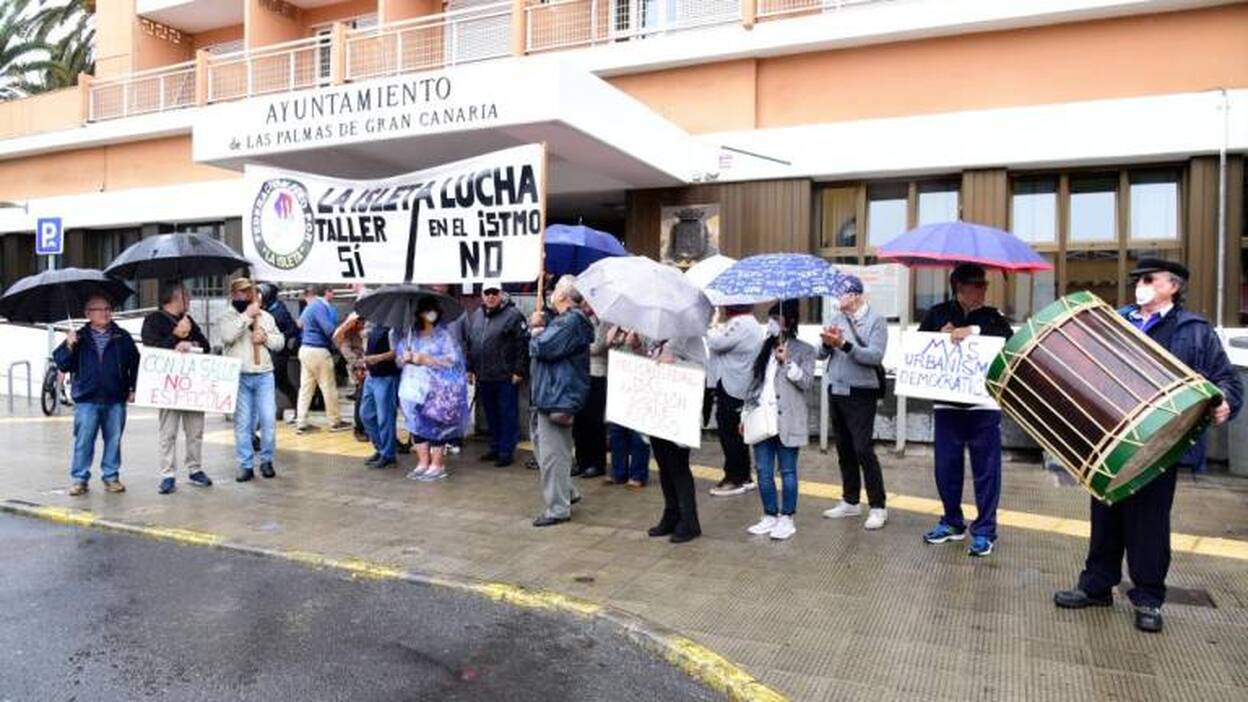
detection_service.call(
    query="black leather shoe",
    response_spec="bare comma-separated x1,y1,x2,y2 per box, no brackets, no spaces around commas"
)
571,494,582,505
647,523,675,538
259,462,276,479
397,442,412,454
236,469,254,483
370,458,396,469
1134,606,1163,633
532,515,570,527
524,457,539,471
364,452,382,466
480,452,499,462
494,456,514,468
1054,588,1113,609
570,464,585,477
669,530,701,544
579,466,605,479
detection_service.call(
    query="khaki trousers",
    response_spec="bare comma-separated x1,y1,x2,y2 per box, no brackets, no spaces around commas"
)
158,408,205,479
296,346,341,426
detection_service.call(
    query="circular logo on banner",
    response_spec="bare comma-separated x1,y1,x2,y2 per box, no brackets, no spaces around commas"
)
251,178,315,270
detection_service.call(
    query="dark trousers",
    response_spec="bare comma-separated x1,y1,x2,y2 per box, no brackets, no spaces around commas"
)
479,380,520,459
933,408,1002,539
714,383,751,485
573,375,608,470
652,437,701,538
272,351,295,419
702,387,715,428
829,390,886,508
609,423,650,483
1078,466,1178,608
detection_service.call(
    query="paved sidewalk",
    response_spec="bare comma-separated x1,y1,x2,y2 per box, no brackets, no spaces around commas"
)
3,407,1248,701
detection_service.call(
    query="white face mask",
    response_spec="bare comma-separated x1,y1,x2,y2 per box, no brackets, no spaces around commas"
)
422,311,439,324
766,318,781,337
1134,283,1157,307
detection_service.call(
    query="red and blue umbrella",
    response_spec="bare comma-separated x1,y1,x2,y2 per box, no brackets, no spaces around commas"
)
876,221,1053,272
544,224,628,277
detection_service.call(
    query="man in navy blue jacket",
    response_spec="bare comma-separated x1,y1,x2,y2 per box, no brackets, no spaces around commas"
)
1055,259,1242,633
53,295,141,496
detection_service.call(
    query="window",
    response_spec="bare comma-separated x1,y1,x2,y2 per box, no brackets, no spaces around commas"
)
914,181,960,315
1011,176,1058,244
867,183,908,248
820,187,857,249
1129,169,1179,240
1069,174,1118,243
1007,258,1057,321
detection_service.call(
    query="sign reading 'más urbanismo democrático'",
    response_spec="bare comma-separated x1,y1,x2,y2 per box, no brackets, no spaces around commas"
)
893,331,1005,407
133,348,241,414
243,144,545,285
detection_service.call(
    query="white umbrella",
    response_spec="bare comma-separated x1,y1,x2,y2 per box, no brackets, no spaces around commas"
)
683,255,750,306
578,256,712,340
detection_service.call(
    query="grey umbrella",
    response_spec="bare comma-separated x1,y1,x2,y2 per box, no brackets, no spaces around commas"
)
0,268,134,323
353,285,462,331
577,256,712,340
104,233,249,280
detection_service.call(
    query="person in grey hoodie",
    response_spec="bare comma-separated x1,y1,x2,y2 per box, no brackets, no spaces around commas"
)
818,275,890,530
705,304,764,496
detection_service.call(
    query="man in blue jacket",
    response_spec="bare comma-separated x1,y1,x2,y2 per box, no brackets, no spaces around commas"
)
528,276,594,527
296,285,350,434
54,295,141,496
1055,259,1242,633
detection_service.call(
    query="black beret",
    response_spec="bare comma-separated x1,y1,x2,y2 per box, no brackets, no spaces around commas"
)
1129,258,1189,281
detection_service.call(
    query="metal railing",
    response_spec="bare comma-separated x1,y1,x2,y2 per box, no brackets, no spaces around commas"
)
758,0,886,20
206,35,326,103
6,361,30,412
87,60,196,122
346,3,514,82
526,0,741,53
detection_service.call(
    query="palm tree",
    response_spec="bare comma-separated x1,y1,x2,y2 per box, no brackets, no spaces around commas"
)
0,0,95,100
0,0,45,101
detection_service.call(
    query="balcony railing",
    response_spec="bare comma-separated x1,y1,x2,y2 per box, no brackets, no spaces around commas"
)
88,60,196,121
81,0,888,122
345,2,514,82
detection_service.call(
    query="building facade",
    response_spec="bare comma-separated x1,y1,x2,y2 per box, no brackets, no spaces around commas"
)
0,0,1244,326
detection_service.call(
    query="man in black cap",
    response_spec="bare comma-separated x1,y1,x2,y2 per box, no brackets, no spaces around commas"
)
918,263,1014,558
1054,257,1241,633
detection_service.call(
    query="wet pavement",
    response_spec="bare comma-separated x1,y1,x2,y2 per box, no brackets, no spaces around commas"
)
0,513,716,702
2,406,1247,700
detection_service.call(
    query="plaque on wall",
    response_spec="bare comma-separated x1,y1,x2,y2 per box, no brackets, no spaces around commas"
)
660,204,720,269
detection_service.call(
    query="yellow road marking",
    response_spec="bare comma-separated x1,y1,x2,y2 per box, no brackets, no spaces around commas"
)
666,636,789,702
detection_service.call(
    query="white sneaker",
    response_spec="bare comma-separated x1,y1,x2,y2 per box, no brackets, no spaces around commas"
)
864,508,888,530
747,515,779,535
770,515,796,540
741,481,757,492
822,501,862,519
709,483,748,497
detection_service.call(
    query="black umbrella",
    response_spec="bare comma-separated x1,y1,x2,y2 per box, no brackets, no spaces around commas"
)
104,233,249,280
0,268,134,323
353,285,462,331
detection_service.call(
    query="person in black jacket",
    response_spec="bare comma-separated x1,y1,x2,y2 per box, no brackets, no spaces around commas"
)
260,283,298,422
464,286,529,467
918,263,1014,558
53,295,140,496
1055,258,1242,633
141,282,212,495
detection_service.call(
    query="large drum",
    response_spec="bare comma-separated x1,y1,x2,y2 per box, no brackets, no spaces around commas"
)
986,291,1222,504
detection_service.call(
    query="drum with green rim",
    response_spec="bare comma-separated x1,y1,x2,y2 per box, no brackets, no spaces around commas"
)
986,291,1222,505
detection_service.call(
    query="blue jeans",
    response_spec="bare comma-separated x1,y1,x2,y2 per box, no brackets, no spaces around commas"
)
753,436,799,516
608,423,650,483
933,408,1002,538
360,374,399,460
478,380,519,459
71,402,127,483
234,372,276,472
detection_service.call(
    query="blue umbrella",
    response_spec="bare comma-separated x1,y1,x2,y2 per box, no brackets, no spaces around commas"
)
707,253,844,304
876,221,1053,272
544,224,627,276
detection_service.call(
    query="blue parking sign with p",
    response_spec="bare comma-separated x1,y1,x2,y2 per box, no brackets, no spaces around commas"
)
36,217,62,256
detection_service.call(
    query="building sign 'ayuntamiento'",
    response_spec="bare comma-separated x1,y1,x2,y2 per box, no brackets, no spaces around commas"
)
243,144,545,285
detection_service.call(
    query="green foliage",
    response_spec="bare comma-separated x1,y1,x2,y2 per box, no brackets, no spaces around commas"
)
0,0,95,100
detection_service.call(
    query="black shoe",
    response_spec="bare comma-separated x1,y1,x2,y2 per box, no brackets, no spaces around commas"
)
364,452,382,466
669,530,701,544
1134,606,1163,633
525,457,539,471
533,515,570,527
1054,588,1113,609
571,494,582,505
259,462,276,479
236,469,255,483
579,466,605,479
480,451,500,462
647,522,675,538
397,442,412,455
370,458,396,469
570,464,585,477
494,456,514,468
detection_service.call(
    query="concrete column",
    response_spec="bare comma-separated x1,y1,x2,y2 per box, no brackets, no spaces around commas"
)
76,73,93,124
512,0,526,56
194,50,210,105
742,0,756,29
331,22,348,85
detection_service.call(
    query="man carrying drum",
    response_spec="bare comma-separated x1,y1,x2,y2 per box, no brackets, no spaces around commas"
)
1054,258,1241,633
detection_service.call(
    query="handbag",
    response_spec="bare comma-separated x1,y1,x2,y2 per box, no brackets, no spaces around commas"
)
741,405,778,445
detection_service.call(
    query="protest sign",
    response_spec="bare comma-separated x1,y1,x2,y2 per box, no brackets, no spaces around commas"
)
893,331,1005,406
133,348,241,414
243,144,545,285
606,350,705,448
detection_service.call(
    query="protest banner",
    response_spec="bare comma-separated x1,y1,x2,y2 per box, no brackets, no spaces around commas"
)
133,348,242,414
606,350,705,448
243,144,545,285
893,331,1006,406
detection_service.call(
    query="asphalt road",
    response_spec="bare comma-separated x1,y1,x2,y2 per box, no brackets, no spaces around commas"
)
0,514,716,702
